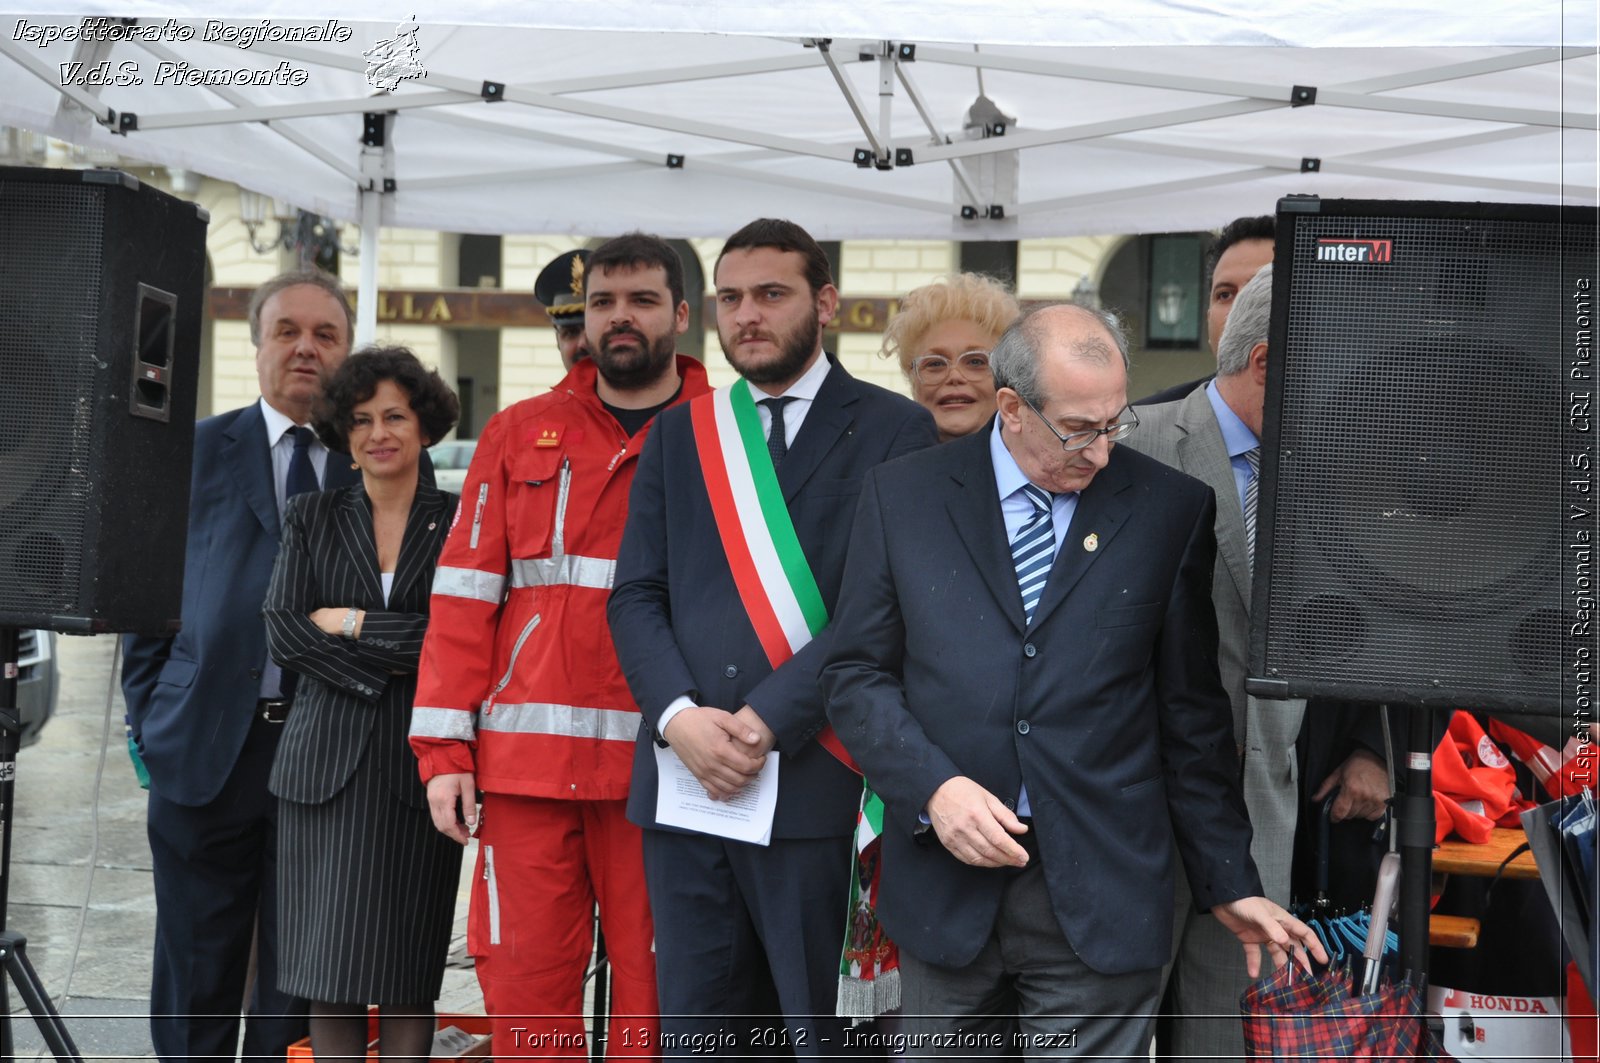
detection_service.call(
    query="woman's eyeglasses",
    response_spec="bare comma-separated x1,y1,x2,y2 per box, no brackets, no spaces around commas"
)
912,349,992,386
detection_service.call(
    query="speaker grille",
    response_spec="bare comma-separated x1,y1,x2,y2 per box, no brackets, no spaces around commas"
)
0,180,102,612
1257,205,1590,713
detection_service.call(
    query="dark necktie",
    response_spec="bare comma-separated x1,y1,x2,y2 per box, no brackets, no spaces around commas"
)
1243,446,1261,568
285,425,320,502
277,425,320,701
759,397,796,469
1011,483,1055,624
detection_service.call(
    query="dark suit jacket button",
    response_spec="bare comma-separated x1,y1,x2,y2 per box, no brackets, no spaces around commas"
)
724,665,738,678
249,668,262,680
1016,720,1030,735
1023,643,1037,658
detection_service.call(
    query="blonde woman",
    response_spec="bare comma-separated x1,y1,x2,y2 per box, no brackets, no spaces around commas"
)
881,273,1021,441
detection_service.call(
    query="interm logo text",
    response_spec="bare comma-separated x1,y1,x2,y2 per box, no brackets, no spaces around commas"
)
1316,237,1393,264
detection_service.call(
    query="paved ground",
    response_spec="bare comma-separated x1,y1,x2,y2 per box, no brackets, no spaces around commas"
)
7,634,484,1060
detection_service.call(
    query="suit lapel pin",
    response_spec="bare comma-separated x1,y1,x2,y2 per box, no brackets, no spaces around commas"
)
1083,532,1099,552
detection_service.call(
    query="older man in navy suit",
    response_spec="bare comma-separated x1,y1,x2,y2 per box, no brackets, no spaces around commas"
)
820,304,1323,1057
609,218,936,1056
123,269,358,1061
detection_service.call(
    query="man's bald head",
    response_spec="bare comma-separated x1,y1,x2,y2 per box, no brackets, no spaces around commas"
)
992,303,1129,410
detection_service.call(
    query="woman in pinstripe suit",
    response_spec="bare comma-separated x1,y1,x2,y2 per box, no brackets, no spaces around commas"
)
264,347,462,1061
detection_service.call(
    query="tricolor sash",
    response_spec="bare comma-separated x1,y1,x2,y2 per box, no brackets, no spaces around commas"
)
689,383,896,1019
688,382,857,773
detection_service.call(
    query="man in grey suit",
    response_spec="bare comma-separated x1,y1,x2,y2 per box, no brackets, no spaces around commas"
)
1126,263,1388,1059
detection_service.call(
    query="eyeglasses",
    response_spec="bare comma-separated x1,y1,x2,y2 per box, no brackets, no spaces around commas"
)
911,349,991,386
1019,393,1139,452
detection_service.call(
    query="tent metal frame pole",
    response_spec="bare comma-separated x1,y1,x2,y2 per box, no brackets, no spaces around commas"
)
1089,136,1569,197
1334,46,1591,93
1313,90,1590,129
1024,167,1280,216
532,53,821,95
130,90,469,131
914,43,1592,110
136,38,365,181
355,111,393,348
915,99,1280,162
412,109,955,214
0,39,114,124
404,160,646,192
356,193,379,347
686,156,953,212
819,41,888,160
893,64,985,210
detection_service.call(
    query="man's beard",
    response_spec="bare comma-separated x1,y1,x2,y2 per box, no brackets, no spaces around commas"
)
591,325,677,392
721,313,820,386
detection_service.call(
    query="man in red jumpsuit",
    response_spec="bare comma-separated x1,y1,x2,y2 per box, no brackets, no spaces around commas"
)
411,232,711,1058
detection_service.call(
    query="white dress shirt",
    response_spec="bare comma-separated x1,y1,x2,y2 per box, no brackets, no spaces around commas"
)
659,352,833,736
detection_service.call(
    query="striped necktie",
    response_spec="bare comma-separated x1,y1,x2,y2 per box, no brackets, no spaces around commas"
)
1243,446,1261,566
1011,483,1055,624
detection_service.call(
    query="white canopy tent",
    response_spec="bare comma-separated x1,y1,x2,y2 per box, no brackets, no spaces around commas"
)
2,2,1595,336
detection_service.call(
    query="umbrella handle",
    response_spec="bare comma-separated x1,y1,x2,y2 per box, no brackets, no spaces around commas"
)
1361,851,1402,993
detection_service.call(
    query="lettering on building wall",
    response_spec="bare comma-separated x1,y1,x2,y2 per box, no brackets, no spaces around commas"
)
211,288,921,333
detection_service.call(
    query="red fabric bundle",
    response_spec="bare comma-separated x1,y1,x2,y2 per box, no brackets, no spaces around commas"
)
1488,719,1598,800
1432,713,1535,844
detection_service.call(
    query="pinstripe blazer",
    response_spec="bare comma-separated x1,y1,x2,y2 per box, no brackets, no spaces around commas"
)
265,482,458,811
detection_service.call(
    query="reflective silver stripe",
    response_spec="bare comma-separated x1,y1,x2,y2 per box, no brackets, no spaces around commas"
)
487,614,540,704
432,566,506,603
551,459,572,555
479,702,641,742
469,483,489,549
484,845,501,945
409,707,478,741
510,554,615,591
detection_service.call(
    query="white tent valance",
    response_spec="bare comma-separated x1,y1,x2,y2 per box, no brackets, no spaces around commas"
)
10,1,1596,48
0,6,1594,242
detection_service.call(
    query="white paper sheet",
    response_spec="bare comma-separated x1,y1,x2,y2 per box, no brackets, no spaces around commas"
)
654,745,778,845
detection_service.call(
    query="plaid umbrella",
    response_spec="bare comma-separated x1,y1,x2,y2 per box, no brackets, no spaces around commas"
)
1245,851,1449,1060
1242,960,1449,1060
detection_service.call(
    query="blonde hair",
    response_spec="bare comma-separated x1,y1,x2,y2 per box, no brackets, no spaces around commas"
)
880,273,1021,378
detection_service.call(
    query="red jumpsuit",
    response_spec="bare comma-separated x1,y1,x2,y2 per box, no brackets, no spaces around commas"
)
412,356,711,1058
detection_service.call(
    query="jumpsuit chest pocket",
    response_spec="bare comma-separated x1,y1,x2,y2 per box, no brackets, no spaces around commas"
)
507,448,569,559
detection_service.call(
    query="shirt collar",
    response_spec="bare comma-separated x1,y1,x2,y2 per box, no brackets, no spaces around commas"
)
989,414,1036,503
258,396,303,445
745,348,831,404
1205,378,1260,458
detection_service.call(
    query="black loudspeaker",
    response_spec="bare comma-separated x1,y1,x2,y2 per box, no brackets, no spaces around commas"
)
0,167,208,635
1249,198,1597,718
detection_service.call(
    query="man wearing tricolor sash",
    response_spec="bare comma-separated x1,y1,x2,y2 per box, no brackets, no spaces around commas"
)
609,218,937,1056
412,234,712,1058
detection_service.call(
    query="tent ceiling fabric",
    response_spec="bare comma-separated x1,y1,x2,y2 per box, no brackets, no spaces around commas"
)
1,7,1595,239
11,2,1597,48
